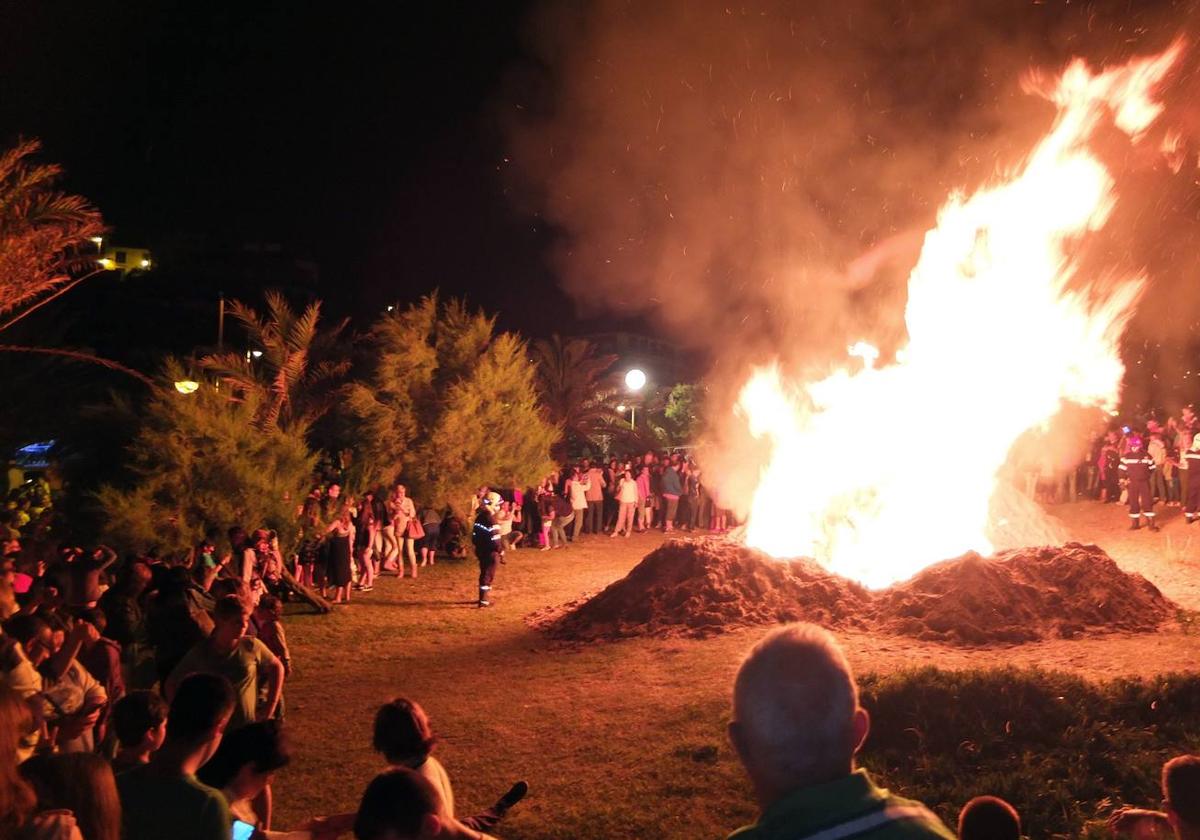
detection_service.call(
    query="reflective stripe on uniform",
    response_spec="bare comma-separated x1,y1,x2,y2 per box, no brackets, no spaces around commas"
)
798,805,940,840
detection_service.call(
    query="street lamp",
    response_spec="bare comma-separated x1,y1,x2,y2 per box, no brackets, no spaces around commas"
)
174,380,200,395
624,368,646,430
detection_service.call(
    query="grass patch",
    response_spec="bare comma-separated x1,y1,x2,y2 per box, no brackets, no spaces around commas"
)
860,667,1200,839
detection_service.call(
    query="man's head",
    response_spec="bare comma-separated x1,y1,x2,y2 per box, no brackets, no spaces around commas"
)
958,795,1021,840
1129,434,1145,452
1163,755,1200,837
113,690,169,752
255,594,283,623
729,624,868,806
197,720,291,802
354,768,448,840
3,613,52,667
166,673,235,765
212,595,249,647
328,484,342,499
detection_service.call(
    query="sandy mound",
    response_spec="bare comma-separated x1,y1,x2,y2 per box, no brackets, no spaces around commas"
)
545,539,871,641
872,543,1173,645
542,539,1175,646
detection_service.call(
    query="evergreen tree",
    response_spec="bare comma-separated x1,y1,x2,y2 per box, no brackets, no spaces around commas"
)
96,358,317,553
346,295,557,512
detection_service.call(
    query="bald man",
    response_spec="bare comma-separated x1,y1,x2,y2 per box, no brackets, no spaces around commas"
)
727,624,954,840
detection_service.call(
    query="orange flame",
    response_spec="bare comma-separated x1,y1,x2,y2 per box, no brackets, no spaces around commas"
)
737,43,1181,588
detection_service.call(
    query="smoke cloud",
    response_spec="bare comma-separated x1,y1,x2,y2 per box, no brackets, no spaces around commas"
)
504,0,1200,505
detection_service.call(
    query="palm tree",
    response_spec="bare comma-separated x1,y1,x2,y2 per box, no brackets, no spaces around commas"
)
0,139,106,322
200,290,350,432
0,138,154,386
532,334,623,458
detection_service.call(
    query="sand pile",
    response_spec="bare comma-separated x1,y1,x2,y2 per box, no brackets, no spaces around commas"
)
542,539,1175,646
872,543,1173,645
545,540,871,641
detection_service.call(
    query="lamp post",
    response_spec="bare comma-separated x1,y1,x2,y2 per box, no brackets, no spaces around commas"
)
624,368,646,430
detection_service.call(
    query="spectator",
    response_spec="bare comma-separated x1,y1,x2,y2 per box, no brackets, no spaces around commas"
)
166,595,284,732
76,607,124,739
959,795,1021,840
111,690,169,774
4,613,103,755
611,469,638,538
353,768,499,840
418,506,442,567
566,467,590,542
20,752,121,840
584,459,606,534
1110,754,1200,840
549,492,573,549
97,559,151,657
250,595,292,683
390,485,419,579
145,567,213,688
324,507,356,604
372,697,527,835
116,673,236,840
661,458,683,532
196,720,292,834
635,465,652,533
355,489,380,592
727,624,954,839
0,684,37,838
295,498,323,589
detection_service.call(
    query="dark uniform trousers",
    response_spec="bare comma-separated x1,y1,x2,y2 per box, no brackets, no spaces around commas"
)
1120,454,1156,518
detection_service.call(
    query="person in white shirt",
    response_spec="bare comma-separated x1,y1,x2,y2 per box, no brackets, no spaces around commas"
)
611,469,639,537
565,467,590,541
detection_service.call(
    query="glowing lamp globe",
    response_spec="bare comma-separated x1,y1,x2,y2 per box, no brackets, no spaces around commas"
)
625,368,646,392
174,380,200,395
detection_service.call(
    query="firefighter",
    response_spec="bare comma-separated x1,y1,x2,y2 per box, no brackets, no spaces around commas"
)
1184,433,1200,524
473,491,504,607
1119,434,1158,531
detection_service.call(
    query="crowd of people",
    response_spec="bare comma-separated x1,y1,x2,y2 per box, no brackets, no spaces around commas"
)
0,536,530,839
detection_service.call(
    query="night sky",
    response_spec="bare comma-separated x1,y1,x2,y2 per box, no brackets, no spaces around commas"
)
0,1,587,336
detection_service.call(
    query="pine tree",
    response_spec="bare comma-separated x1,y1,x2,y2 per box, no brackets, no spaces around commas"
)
96,358,317,553
346,295,558,513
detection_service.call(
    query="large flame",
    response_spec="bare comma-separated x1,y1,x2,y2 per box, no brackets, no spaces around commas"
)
738,44,1181,588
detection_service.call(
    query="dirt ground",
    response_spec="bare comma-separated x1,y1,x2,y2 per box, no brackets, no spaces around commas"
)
274,502,1200,838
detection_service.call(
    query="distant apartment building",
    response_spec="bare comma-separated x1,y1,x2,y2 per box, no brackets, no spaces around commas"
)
93,236,152,274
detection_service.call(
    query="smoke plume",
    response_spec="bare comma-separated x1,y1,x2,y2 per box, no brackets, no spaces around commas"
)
504,0,1200,507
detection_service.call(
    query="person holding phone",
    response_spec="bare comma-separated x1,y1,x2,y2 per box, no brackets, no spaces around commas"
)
116,673,236,840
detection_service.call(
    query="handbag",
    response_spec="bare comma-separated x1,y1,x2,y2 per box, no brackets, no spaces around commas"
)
406,519,425,540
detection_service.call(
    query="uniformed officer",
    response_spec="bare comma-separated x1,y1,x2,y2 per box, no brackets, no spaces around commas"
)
473,491,505,607
1183,434,1200,524
1119,434,1159,531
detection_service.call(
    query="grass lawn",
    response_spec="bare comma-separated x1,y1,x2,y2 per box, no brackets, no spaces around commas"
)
274,519,1200,839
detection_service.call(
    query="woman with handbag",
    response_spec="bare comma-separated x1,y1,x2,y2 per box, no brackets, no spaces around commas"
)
391,484,419,579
